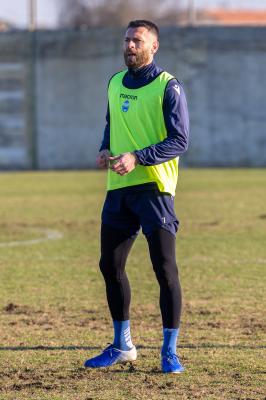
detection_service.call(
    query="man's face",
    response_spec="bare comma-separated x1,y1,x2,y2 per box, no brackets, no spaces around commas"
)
123,27,159,69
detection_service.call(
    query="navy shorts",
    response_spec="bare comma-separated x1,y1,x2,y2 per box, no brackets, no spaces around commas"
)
101,186,179,237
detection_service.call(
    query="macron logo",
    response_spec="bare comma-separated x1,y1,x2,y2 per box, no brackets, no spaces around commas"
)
173,84,180,95
120,93,138,100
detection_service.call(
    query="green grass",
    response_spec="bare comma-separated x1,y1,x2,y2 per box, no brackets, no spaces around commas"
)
0,169,265,399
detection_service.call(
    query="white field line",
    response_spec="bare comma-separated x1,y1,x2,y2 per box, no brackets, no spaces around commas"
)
0,228,63,248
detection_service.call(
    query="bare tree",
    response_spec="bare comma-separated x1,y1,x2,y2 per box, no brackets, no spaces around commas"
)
58,0,93,29
57,0,185,29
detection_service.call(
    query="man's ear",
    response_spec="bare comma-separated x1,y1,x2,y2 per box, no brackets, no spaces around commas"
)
151,40,159,55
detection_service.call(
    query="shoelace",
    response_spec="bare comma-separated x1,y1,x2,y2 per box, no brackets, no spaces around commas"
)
103,344,119,357
167,352,177,359
165,350,179,363
103,344,113,353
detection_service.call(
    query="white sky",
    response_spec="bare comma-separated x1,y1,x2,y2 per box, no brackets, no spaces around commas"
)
0,0,58,28
0,0,265,29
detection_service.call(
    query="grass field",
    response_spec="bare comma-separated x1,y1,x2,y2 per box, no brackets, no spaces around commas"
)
0,169,265,400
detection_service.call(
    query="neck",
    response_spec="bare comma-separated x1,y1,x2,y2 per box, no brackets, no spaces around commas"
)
128,61,154,76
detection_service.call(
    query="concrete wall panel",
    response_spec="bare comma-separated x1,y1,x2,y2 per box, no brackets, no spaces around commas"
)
0,27,265,169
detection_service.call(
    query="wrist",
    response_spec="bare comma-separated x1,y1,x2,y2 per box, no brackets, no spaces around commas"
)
132,152,139,166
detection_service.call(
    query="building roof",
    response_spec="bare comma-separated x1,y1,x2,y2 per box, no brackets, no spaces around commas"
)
200,9,266,26
0,19,13,31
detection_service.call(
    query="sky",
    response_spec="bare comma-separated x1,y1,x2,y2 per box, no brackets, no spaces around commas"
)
0,0,265,29
0,0,58,28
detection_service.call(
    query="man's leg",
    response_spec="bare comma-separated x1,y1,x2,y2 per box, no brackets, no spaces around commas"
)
84,224,137,368
146,228,184,373
99,224,136,322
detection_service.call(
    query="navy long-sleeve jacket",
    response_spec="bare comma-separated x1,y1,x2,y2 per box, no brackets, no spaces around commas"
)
100,61,189,165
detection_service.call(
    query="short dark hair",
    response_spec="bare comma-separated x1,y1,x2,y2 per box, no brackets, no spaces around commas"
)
127,20,159,40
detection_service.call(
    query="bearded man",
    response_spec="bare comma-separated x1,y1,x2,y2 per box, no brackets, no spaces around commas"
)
84,19,189,374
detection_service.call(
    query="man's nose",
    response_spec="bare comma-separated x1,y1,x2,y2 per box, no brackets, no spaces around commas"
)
127,40,135,49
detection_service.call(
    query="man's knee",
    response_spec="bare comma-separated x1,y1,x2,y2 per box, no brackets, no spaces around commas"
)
99,256,116,280
99,256,107,276
147,228,179,285
99,255,126,283
152,258,179,288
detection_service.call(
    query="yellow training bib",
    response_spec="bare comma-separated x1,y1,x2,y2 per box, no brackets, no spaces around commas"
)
107,70,179,196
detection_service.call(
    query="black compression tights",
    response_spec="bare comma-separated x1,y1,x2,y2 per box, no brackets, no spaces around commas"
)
99,224,182,328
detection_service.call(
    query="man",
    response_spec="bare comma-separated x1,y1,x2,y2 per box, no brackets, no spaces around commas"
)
84,20,189,373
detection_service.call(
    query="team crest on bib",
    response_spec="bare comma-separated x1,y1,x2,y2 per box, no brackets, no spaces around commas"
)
122,100,130,112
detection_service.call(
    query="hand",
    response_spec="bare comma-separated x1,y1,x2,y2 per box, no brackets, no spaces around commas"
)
109,152,138,176
96,150,111,169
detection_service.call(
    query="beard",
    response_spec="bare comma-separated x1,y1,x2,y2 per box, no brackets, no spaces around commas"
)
124,49,151,69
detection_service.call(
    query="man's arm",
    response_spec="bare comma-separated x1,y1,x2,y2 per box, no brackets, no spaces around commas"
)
96,104,111,169
134,79,189,165
99,103,110,152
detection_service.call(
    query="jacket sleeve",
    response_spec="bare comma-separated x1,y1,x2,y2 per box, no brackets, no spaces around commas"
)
99,102,110,151
134,79,189,165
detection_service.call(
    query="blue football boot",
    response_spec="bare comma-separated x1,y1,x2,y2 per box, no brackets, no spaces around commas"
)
161,348,185,373
84,344,137,368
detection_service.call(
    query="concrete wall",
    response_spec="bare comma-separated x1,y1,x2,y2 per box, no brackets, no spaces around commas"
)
0,33,32,169
0,27,265,169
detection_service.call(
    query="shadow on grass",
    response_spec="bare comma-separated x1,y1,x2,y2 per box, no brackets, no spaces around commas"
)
0,343,265,351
